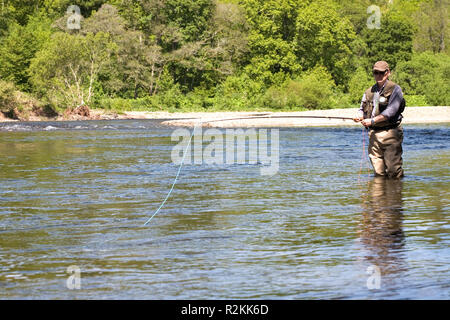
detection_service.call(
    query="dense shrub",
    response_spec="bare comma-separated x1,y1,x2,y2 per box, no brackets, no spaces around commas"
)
213,74,265,110
263,66,336,110
403,95,428,107
0,79,51,119
347,67,373,104
0,79,17,114
394,52,450,105
0,15,52,90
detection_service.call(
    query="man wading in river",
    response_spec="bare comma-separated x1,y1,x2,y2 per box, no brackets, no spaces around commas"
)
353,61,405,178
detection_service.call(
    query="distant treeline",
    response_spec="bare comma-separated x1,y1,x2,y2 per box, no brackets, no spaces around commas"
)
0,0,449,116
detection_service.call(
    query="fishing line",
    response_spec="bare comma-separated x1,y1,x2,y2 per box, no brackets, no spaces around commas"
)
143,123,198,226
144,114,359,226
363,128,371,177
358,127,371,186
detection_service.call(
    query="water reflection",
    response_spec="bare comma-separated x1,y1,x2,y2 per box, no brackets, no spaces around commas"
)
358,177,407,281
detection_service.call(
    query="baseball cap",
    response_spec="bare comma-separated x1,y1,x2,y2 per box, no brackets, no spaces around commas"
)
373,61,390,72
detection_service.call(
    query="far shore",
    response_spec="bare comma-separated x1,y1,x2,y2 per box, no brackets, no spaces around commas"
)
1,106,449,128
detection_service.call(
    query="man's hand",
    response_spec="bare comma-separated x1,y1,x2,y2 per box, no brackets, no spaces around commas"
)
361,119,372,127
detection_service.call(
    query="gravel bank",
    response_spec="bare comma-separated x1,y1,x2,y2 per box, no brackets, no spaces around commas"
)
155,106,450,128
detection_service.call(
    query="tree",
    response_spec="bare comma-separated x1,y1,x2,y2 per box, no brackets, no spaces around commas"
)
295,0,357,87
117,35,166,98
210,2,249,73
240,0,301,85
335,0,376,34
168,1,249,91
29,31,116,109
118,0,215,51
360,11,414,70
393,51,450,105
0,14,52,90
108,0,226,93
413,0,449,54
81,4,167,98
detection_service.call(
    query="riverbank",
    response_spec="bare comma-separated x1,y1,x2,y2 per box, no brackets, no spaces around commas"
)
1,106,449,127
159,106,450,127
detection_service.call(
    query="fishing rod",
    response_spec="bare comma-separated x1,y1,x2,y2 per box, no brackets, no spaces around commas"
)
197,114,355,124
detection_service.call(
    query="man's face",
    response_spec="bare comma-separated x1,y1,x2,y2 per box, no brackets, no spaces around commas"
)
373,69,390,86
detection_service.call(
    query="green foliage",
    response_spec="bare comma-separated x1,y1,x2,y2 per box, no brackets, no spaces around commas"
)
242,0,299,41
0,78,51,119
243,33,299,86
393,52,450,105
240,0,301,85
264,66,337,110
29,31,116,109
81,4,166,99
360,11,414,70
0,14,52,90
111,0,215,50
413,0,449,54
97,86,187,112
348,67,373,104
97,96,153,112
335,0,373,34
162,0,215,44
0,79,18,113
0,0,448,114
295,0,357,87
213,73,265,110
403,95,428,107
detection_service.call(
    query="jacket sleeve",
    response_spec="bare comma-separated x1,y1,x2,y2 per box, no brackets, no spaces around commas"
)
358,93,366,118
380,85,403,120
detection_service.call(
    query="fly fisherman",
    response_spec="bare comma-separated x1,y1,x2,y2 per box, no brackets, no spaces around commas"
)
353,61,405,178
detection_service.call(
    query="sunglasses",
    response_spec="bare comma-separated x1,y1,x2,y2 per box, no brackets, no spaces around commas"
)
373,70,387,75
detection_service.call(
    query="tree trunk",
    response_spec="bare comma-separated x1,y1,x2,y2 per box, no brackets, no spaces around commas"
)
149,64,155,95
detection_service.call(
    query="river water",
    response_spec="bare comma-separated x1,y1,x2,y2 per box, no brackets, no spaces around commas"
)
0,120,448,299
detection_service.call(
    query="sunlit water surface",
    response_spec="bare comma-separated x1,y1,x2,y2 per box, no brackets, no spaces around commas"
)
0,120,448,299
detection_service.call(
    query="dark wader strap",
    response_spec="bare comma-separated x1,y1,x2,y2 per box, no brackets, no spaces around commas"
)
369,122,401,131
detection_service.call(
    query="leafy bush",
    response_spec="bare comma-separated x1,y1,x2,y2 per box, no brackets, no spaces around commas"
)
97,97,151,112
394,52,450,106
329,91,354,109
96,85,188,112
213,74,265,110
29,31,117,110
403,95,428,106
152,84,186,110
263,66,336,110
0,14,52,90
347,67,373,104
0,79,51,119
0,79,17,113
